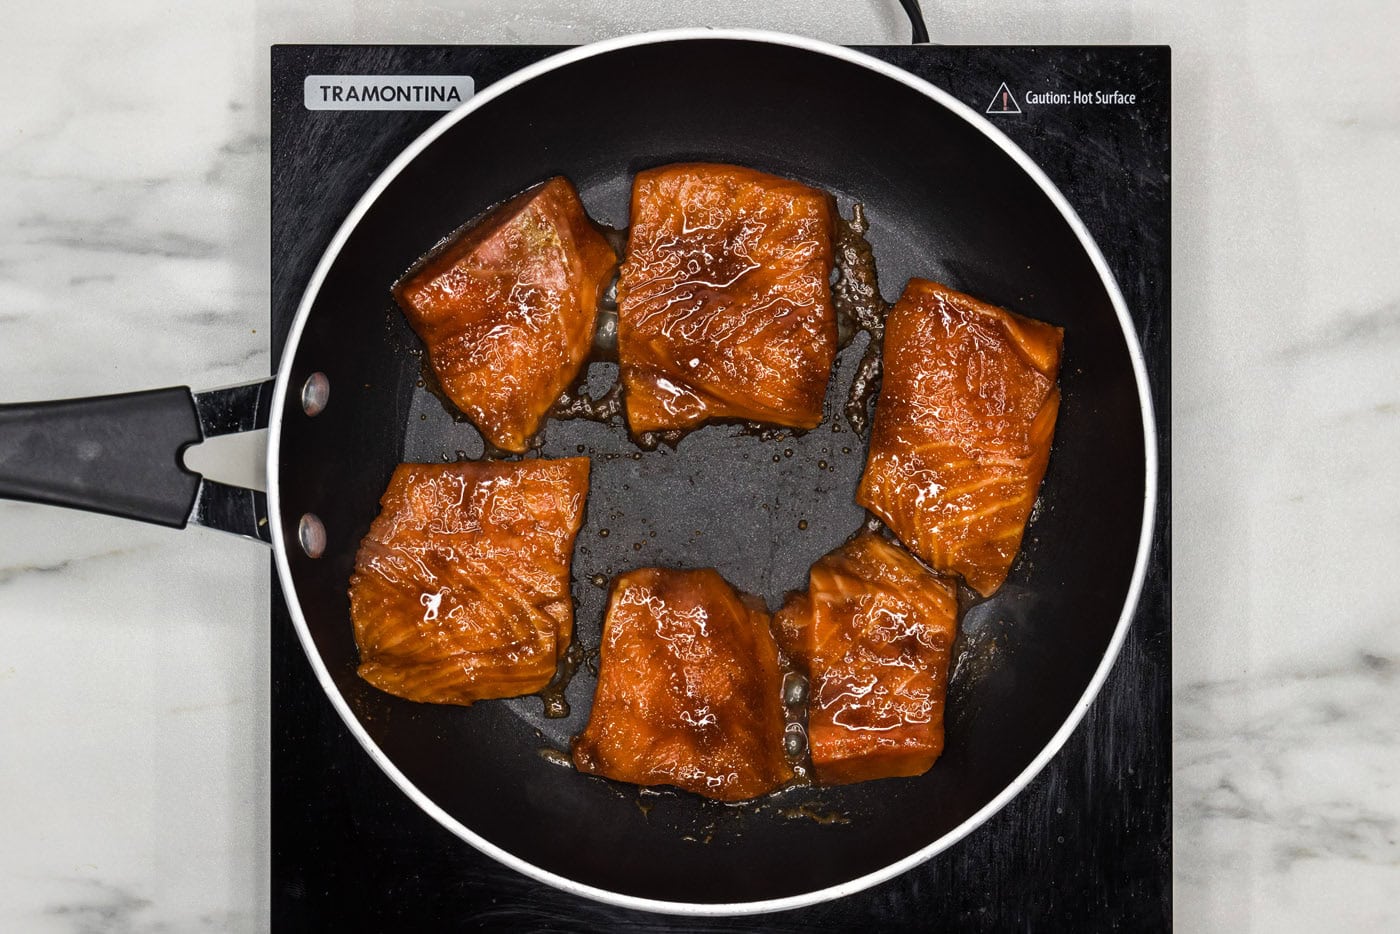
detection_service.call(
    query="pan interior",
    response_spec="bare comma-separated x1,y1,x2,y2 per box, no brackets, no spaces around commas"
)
276,38,1147,906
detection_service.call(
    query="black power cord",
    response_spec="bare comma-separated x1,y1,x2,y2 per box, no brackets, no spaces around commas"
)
898,0,930,44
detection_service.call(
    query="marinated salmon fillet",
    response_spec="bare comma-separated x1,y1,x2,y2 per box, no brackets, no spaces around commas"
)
857,279,1063,596
393,177,617,453
572,567,793,801
616,163,838,434
774,534,958,785
348,458,590,705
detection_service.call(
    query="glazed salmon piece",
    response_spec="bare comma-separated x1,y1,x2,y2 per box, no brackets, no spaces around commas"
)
572,567,793,801
348,458,589,705
393,177,617,453
616,163,838,434
857,278,1063,596
774,534,958,785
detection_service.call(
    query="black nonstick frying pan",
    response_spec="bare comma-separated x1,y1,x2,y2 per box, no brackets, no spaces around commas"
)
0,31,1156,914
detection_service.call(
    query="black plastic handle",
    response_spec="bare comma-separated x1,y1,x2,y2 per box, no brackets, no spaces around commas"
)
0,387,201,527
0,380,274,541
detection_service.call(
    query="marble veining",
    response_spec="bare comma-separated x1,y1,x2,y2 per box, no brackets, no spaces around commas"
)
1176,651,1400,929
40,877,248,933
1271,301,1400,360
1,0,1398,931
0,548,137,585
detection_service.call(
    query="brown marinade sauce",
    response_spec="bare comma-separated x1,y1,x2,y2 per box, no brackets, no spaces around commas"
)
831,204,890,436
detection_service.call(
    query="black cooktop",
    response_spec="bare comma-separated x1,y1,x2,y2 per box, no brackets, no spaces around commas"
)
270,43,1170,930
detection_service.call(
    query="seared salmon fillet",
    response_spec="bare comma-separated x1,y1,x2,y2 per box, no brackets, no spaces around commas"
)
572,567,793,801
393,177,617,453
774,534,958,785
616,163,838,434
348,458,590,705
857,279,1063,596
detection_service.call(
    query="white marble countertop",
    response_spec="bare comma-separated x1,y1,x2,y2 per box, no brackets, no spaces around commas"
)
1,1,1396,930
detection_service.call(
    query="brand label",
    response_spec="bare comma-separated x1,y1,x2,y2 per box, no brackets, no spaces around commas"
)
303,75,475,111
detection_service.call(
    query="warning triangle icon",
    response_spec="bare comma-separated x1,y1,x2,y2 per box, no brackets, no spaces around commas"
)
986,82,1022,114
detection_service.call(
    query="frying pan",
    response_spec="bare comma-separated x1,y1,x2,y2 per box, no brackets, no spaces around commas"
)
0,30,1156,915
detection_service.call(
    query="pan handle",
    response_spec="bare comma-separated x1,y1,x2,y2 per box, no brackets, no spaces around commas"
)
0,378,274,543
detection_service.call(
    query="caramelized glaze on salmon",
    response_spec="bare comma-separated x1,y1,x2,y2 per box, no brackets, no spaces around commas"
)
393,177,617,453
857,279,1063,596
349,458,589,705
571,567,793,801
616,163,838,434
774,534,958,785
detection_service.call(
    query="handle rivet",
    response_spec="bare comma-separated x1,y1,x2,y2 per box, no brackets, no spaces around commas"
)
301,372,330,416
298,513,326,558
